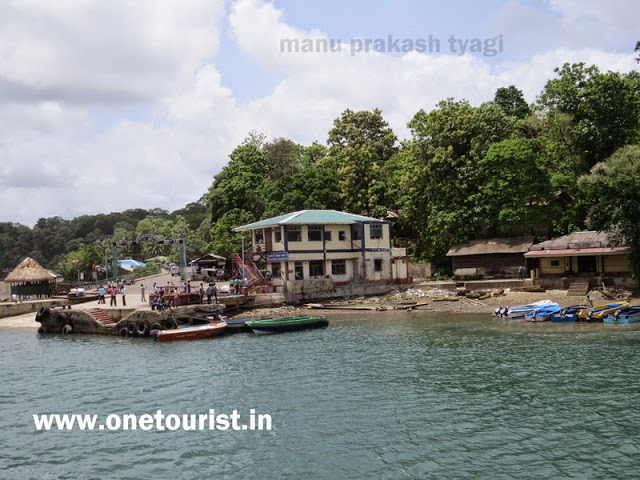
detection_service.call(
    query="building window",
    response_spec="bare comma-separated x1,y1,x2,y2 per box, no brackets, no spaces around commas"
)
332,259,346,275
550,260,560,267
255,229,264,244
274,228,281,243
294,262,303,279
309,260,324,277
324,231,332,242
374,259,382,272
370,224,383,239
271,262,281,278
352,225,361,241
287,226,301,242
308,225,322,241
338,231,346,241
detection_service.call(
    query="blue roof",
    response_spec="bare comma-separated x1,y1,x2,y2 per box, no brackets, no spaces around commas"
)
234,210,385,231
118,259,146,267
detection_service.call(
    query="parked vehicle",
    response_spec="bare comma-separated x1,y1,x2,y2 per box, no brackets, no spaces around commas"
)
170,265,180,276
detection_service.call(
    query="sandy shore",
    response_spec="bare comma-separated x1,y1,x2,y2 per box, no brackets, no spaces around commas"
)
1,285,636,331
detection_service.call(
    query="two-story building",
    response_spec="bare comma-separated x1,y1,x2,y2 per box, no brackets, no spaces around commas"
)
233,210,409,293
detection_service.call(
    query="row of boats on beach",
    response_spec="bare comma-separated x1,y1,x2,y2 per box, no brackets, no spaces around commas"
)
493,300,640,324
154,315,329,342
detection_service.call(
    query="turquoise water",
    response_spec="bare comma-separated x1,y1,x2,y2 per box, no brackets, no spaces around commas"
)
1,313,640,479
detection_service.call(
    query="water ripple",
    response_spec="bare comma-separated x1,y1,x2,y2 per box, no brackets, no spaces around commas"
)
1,314,639,479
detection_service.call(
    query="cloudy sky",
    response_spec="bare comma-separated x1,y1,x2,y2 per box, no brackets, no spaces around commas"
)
0,0,637,226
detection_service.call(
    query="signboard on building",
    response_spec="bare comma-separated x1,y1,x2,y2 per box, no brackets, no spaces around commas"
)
568,242,603,249
267,252,289,262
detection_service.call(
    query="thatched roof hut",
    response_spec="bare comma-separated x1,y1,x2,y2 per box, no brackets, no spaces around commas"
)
5,257,54,283
4,257,55,299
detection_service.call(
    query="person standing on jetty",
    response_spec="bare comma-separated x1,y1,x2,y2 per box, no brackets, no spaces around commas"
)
199,283,205,304
109,285,117,306
212,283,218,304
206,283,213,304
120,285,126,306
140,284,146,303
98,285,105,304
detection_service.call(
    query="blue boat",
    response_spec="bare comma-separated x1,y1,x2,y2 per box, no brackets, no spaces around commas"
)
525,304,562,322
494,300,557,318
604,305,640,325
224,317,256,332
551,305,589,323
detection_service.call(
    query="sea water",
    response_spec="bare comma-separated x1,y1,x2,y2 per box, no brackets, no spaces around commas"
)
1,313,639,479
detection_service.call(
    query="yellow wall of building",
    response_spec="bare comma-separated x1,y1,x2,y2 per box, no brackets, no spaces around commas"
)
603,255,631,274
539,257,566,276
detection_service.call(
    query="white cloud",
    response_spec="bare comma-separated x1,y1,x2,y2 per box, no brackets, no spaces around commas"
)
0,0,636,227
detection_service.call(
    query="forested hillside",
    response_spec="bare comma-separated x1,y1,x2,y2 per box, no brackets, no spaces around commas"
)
3,63,640,279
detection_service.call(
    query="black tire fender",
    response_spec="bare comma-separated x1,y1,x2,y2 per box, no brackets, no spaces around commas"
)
62,324,72,334
119,327,129,337
127,322,137,336
136,321,150,337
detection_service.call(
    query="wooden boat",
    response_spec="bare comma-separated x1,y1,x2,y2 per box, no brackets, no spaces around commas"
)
494,300,556,318
525,304,562,322
246,316,328,334
224,318,255,333
576,303,630,322
551,305,588,323
155,321,227,342
604,305,640,324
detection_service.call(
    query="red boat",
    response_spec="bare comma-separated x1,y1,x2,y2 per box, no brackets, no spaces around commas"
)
155,322,227,342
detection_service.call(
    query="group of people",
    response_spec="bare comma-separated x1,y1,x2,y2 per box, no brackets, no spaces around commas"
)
199,282,218,304
97,281,127,306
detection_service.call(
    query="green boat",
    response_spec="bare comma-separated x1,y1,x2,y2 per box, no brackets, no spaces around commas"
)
246,316,329,334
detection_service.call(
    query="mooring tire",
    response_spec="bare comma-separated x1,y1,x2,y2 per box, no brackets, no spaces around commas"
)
37,306,50,318
136,321,149,337
119,327,129,337
62,324,72,334
37,327,44,334
127,322,137,336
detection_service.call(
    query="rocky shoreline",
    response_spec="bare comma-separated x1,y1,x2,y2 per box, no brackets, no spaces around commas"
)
1,284,637,331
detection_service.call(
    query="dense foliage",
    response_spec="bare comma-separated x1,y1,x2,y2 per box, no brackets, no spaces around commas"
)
3,62,640,280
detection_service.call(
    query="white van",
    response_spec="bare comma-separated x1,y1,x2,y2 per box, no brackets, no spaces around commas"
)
170,265,180,276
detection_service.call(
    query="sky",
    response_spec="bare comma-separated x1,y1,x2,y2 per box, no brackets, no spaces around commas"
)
0,0,637,226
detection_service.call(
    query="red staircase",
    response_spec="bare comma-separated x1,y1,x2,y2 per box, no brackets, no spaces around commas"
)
88,309,116,326
231,253,266,290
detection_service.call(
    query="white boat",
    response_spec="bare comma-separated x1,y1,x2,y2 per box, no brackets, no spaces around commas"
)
494,300,556,318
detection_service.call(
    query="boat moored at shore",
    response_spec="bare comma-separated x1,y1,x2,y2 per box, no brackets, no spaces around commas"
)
246,316,329,334
603,305,640,324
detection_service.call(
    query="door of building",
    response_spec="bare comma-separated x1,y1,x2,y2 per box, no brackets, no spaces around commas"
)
577,256,597,274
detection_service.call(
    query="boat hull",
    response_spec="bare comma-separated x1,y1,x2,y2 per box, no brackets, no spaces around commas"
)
604,306,640,324
247,316,329,334
604,315,640,325
156,322,227,342
576,303,630,322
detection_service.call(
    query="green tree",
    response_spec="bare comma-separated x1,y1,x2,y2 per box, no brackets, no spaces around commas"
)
207,137,268,223
263,137,303,180
579,145,640,282
538,63,640,168
477,139,553,236
207,209,254,258
401,99,515,260
494,85,531,119
327,109,397,216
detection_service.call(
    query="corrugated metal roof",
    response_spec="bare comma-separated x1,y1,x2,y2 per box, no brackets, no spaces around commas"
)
234,210,384,231
446,237,534,257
